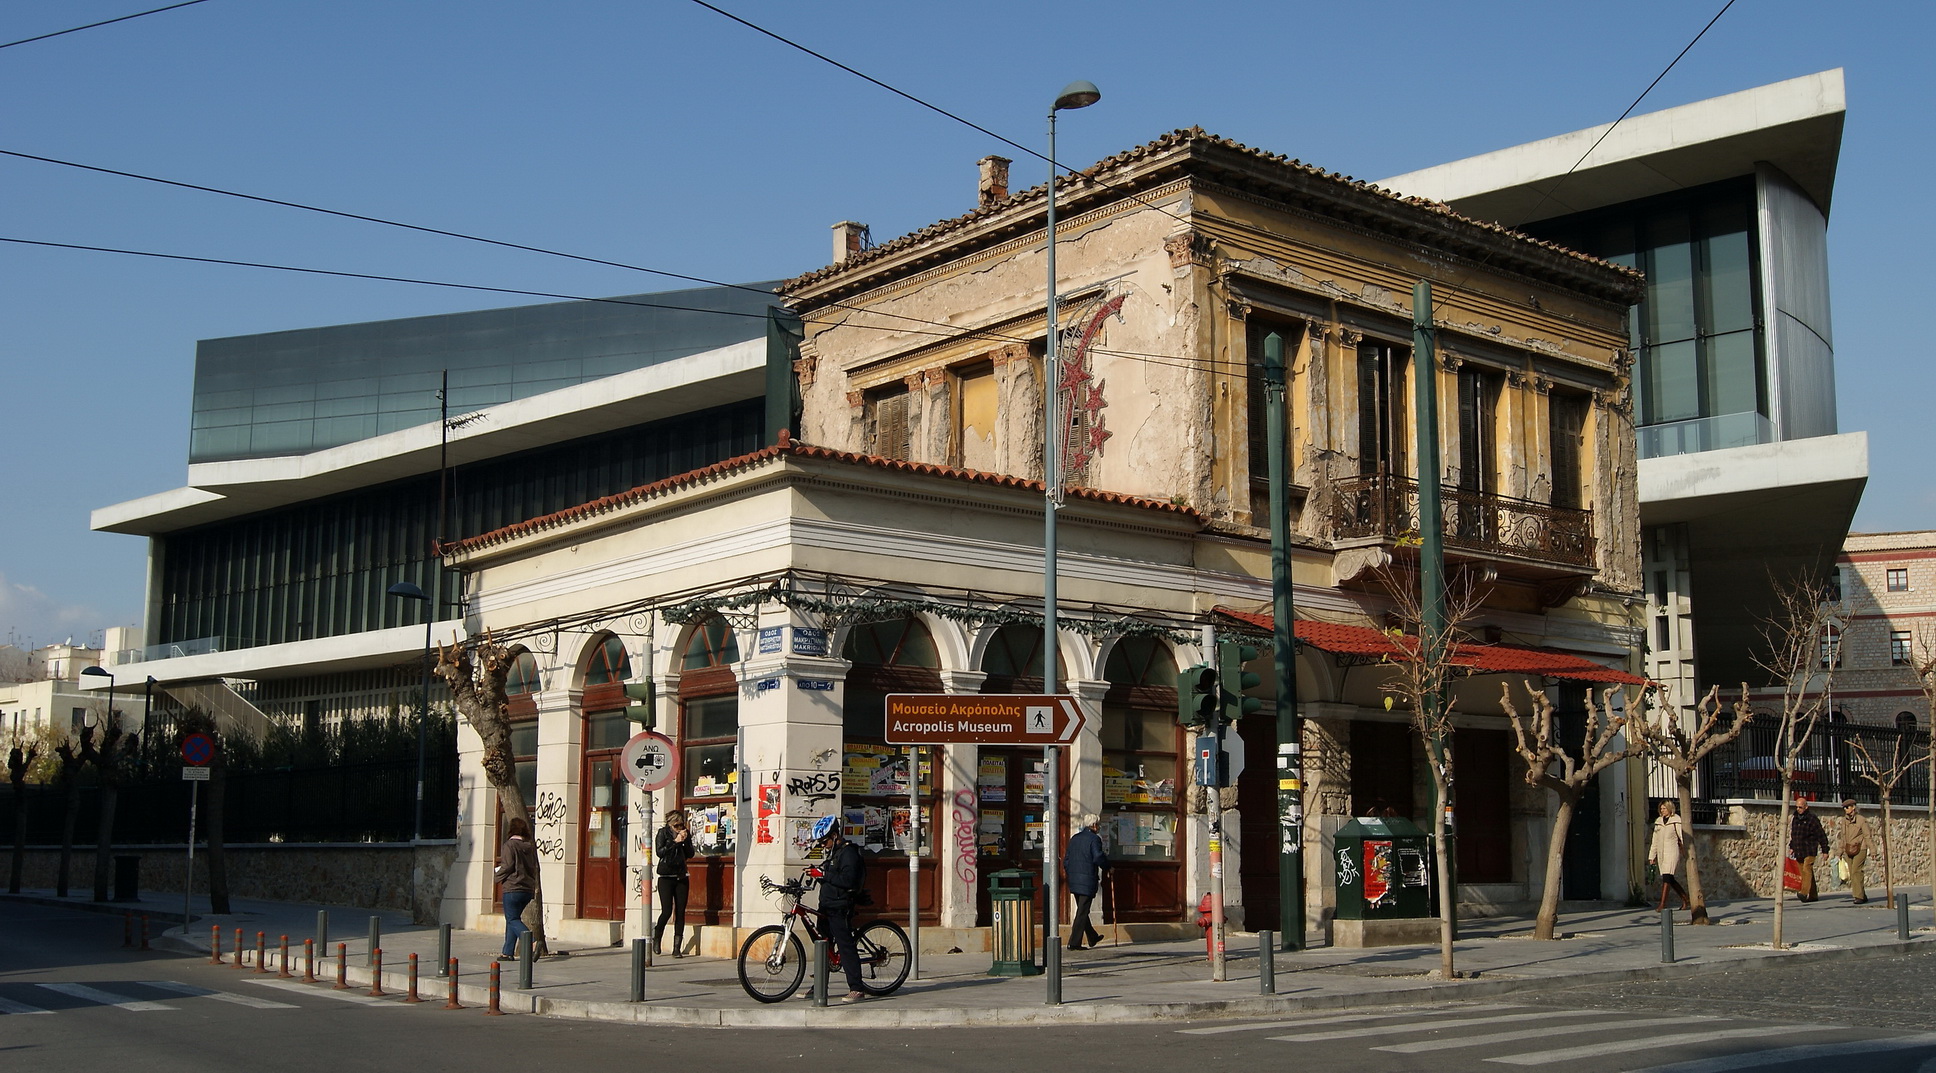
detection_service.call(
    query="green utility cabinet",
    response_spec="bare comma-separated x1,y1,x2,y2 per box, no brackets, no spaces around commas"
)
1332,817,1436,947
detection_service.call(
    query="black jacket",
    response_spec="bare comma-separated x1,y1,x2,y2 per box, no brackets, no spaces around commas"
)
818,840,865,911
655,824,696,878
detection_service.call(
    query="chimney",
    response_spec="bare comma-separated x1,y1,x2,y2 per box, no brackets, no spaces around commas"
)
831,221,871,264
978,155,1012,209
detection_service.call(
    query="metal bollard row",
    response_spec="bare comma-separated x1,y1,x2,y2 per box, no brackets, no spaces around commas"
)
405,952,422,1004
443,958,463,1010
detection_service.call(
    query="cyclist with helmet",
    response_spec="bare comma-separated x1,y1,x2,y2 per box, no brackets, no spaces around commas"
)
812,815,868,1002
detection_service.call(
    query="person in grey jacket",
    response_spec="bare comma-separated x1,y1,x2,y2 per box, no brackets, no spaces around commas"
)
1063,813,1111,950
495,816,540,958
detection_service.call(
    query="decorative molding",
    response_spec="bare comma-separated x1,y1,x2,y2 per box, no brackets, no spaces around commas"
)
1225,298,1253,321
1533,376,1555,396
845,390,865,408
793,355,818,389
1439,353,1464,372
1506,371,1528,389
1164,229,1214,269
921,367,947,389
1337,327,1362,348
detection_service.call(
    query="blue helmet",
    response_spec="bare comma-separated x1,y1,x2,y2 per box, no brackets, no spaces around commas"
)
811,815,839,841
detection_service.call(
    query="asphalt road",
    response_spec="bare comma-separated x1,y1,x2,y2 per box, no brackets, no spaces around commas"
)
7,902,1935,1073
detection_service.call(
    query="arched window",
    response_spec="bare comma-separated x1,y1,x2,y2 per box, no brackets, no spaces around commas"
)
585,635,632,685
1100,635,1183,922
841,616,940,887
506,649,541,697
1897,711,1919,735
680,617,741,859
979,623,1044,689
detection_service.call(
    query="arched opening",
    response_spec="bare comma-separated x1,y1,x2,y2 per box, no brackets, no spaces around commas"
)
842,615,943,923
578,633,634,921
1101,635,1184,922
677,616,740,924
972,624,1056,925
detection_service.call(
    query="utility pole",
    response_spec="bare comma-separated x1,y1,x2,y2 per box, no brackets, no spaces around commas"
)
1263,330,1304,951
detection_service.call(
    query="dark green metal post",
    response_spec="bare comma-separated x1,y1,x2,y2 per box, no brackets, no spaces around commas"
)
1263,331,1304,951
1412,281,1454,931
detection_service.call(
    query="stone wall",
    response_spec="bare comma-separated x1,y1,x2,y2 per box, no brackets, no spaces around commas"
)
8,842,458,923
1688,801,1934,899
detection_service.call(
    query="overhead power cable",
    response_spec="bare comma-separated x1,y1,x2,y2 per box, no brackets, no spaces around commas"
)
0,0,214,51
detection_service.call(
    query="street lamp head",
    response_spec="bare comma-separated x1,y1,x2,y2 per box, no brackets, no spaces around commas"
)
1053,80,1101,112
82,666,113,680
387,581,429,602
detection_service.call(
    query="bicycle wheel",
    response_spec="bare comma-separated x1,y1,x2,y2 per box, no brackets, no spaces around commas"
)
853,920,911,995
737,924,806,1003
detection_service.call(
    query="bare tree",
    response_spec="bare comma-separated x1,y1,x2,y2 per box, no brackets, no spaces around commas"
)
79,715,137,902
434,634,550,956
53,737,82,898
7,729,39,893
1911,626,1936,902
1629,685,1752,924
1378,563,1490,980
1754,575,1847,950
1501,681,1649,940
1847,728,1928,910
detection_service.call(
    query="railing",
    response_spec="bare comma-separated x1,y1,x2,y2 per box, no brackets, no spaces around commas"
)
1704,721,1931,806
1330,473,1596,570
1637,411,1773,460
110,635,233,666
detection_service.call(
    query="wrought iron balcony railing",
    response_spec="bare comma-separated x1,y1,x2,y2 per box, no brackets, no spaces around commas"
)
1330,473,1596,571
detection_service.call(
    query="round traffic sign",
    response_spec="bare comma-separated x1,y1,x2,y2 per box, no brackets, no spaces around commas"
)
181,732,215,767
619,731,677,792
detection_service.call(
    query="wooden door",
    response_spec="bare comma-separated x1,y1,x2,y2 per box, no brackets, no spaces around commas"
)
578,752,630,920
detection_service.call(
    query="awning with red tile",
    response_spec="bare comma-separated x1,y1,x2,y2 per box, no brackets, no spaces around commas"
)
1213,607,1647,687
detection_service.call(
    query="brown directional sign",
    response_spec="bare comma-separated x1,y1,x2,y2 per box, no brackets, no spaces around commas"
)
884,694,1086,746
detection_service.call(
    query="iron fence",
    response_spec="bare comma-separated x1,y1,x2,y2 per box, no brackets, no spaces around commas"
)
1703,718,1932,806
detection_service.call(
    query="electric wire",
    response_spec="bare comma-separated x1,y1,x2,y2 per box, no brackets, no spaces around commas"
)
0,0,214,51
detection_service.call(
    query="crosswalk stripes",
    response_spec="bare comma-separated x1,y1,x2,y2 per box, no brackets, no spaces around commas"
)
1620,1033,1936,1073
1265,1008,1587,1043
35,983,175,1012
246,979,416,1007
1176,1002,1523,1034
1485,1024,1818,1065
1372,1014,1717,1053
142,980,299,1009
0,995,55,1015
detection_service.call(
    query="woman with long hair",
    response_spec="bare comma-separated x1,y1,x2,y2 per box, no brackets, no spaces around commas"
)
495,815,540,957
653,808,696,956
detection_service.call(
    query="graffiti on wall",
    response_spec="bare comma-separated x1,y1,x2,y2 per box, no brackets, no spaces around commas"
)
951,789,978,885
534,790,568,860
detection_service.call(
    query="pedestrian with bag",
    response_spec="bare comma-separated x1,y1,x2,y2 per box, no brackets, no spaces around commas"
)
1789,794,1830,902
1063,812,1111,950
1836,797,1874,904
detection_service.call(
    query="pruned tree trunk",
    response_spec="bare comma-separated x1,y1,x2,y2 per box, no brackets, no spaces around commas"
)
80,719,132,902
1676,782,1710,923
1428,753,1455,979
7,742,35,894
1633,686,1751,926
436,635,549,956
55,743,81,898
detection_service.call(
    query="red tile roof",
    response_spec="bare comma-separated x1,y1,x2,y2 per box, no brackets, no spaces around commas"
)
1213,607,1647,687
449,430,1204,555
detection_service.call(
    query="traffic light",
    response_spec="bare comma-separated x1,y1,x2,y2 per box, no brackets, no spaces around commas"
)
1218,641,1263,724
1177,664,1218,727
623,682,655,729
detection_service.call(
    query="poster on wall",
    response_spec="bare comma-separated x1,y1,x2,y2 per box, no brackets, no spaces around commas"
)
977,755,1007,803
1363,839,1394,908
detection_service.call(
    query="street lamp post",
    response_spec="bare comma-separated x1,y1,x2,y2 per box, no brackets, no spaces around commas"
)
80,666,115,902
1043,78,1099,1007
81,666,115,734
387,581,433,843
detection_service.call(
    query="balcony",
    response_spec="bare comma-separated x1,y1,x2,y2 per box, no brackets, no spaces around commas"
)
1330,473,1596,573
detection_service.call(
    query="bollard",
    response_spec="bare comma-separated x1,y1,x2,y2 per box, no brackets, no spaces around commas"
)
1899,898,1912,941
1258,930,1276,995
437,922,453,977
210,925,222,965
254,931,269,974
140,915,150,951
334,942,350,990
630,938,646,1003
123,912,133,947
1660,908,1676,964
303,938,316,983
316,910,328,954
1045,936,1061,1006
278,935,292,978
487,961,505,1016
234,928,245,967
405,953,422,1004
367,916,380,969
517,933,534,990
812,940,829,1007
369,948,386,997
443,958,462,1009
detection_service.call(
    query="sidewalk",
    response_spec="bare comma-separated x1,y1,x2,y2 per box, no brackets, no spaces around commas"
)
11,885,1933,1027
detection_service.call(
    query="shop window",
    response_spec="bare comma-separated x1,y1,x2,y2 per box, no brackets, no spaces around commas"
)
677,617,740,855
841,616,940,857
1100,636,1180,862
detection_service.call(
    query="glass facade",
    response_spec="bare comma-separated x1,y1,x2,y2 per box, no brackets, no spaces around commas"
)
156,399,764,648
1526,178,1764,459
189,284,779,463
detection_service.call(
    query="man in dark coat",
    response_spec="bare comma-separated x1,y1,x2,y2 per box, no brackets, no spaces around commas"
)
1789,795,1830,902
1063,812,1111,950
814,815,869,1001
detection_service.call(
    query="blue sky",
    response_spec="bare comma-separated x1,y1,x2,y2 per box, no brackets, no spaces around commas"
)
1,0,1929,648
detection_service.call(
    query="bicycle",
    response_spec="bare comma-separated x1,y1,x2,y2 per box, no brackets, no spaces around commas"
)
735,867,912,1003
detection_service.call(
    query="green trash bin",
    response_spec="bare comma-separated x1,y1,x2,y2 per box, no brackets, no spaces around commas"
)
988,869,1042,977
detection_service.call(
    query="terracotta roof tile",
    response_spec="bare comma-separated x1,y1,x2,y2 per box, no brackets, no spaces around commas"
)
449,431,1203,555
1213,607,1647,686
781,128,1641,298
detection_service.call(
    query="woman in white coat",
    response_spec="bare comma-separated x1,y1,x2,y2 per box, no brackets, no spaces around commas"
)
1647,799,1691,912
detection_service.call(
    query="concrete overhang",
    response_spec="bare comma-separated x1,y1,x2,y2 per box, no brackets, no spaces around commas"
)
1378,69,1845,224
96,620,466,686
1639,432,1867,691
92,337,766,536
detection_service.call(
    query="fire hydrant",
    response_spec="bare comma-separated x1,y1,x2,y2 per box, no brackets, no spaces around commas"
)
1195,893,1214,960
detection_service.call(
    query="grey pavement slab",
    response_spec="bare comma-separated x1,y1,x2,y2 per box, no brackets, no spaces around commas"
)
11,884,1933,1027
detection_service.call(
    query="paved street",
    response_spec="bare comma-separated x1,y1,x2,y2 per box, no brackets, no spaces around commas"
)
9,900,1936,1073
